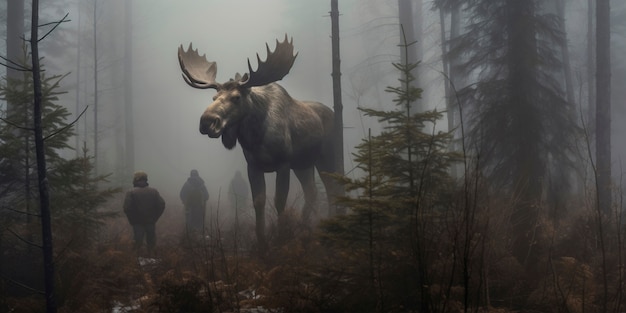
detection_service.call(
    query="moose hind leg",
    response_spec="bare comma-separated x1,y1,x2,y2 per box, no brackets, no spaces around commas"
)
315,151,344,216
294,167,318,224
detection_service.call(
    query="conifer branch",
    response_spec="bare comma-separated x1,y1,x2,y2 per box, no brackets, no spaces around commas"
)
37,13,70,42
44,105,89,141
7,228,43,249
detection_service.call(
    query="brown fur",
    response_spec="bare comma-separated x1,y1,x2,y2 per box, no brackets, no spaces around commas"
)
199,81,337,250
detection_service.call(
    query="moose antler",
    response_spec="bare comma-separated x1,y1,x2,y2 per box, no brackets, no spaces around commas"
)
178,43,219,89
239,34,298,88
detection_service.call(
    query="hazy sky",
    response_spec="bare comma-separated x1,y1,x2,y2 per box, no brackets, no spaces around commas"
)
9,0,626,219
124,1,407,211
29,0,482,218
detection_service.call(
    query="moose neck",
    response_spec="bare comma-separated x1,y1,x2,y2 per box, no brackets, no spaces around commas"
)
235,83,296,167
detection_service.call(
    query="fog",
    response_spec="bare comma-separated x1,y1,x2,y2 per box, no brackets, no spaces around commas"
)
6,1,626,310
6,0,626,217
47,0,431,217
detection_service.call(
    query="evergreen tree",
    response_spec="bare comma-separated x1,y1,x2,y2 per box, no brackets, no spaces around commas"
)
0,50,73,221
319,45,458,312
0,48,119,302
48,142,120,250
454,0,579,264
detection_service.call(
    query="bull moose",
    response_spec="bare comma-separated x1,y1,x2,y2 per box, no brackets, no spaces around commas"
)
178,35,338,250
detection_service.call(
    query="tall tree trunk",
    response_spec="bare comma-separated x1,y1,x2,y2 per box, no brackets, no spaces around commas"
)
30,0,57,311
93,0,99,176
587,0,595,136
75,3,82,157
594,1,611,308
556,0,575,107
398,0,421,108
6,0,24,88
330,0,345,215
439,3,462,178
508,0,541,267
595,0,611,215
124,0,135,178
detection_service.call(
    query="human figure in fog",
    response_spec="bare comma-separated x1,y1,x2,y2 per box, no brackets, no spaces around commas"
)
179,169,210,233
123,171,166,256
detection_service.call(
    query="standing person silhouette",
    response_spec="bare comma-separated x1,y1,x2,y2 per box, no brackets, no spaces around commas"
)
228,170,249,210
123,171,165,256
179,169,210,234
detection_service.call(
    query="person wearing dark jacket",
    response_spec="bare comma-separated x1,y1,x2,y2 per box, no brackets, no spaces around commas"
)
179,169,209,233
123,171,165,255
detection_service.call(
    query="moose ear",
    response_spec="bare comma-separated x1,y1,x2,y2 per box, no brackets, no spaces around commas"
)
221,124,238,150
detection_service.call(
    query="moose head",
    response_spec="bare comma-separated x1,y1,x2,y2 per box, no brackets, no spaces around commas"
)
178,35,298,142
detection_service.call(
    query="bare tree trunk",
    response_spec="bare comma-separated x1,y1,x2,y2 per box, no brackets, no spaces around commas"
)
75,3,82,157
330,0,345,215
93,0,99,176
587,0,595,136
124,0,135,178
6,0,24,87
439,3,462,178
556,0,575,107
596,0,611,215
595,0,611,309
30,0,57,311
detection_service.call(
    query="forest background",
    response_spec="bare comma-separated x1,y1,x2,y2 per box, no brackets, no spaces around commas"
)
1,0,626,312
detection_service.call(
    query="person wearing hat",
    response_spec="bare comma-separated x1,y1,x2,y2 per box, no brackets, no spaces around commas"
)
179,169,210,234
123,171,166,255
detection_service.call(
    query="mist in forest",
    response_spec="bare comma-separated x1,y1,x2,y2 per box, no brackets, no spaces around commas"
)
0,0,624,228
2,0,626,244
36,0,417,217
3,0,626,311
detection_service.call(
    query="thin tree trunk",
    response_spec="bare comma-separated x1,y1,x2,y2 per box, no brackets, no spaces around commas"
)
30,0,57,311
439,3,462,178
587,0,595,136
7,1,27,226
595,0,611,215
93,0,99,176
556,0,575,107
595,0,611,309
330,0,345,215
75,3,82,157
439,8,451,128
124,0,135,177
6,0,24,87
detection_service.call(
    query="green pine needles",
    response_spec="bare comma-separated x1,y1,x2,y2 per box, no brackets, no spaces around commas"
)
319,40,460,312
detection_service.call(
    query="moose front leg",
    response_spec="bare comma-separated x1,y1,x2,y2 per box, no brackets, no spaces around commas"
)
274,167,291,216
274,167,291,243
247,165,267,252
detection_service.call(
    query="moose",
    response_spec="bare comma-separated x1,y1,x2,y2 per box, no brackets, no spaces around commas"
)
178,35,338,250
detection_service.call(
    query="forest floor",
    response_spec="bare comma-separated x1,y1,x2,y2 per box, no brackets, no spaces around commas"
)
103,205,312,313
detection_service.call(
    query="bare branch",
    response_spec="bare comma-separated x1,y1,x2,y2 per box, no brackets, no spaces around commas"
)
44,105,89,141
3,207,41,218
6,228,43,249
0,116,35,132
38,13,71,42
0,273,45,295
0,54,31,72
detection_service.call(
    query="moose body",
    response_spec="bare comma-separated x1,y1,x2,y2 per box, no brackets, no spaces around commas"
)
178,36,337,250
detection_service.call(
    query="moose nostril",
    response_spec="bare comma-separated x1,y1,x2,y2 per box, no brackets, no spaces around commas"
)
211,118,221,130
